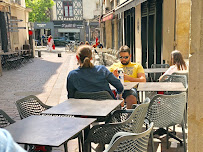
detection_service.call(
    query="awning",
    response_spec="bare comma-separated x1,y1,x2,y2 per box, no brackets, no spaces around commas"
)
101,10,115,22
115,0,147,15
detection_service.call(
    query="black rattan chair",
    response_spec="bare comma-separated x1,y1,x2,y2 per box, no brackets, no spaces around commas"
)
15,95,52,119
0,109,15,128
74,91,114,100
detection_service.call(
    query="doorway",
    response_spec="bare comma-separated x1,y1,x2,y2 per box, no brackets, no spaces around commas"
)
141,0,163,68
124,8,135,62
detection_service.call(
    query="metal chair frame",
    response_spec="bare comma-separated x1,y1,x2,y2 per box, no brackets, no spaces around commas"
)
103,122,154,152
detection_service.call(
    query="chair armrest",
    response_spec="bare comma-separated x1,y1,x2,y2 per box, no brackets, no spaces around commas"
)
105,109,134,123
103,132,136,152
85,121,128,144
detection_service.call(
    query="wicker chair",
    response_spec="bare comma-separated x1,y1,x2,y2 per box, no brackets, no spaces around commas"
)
146,93,187,152
150,64,170,82
103,122,154,152
160,74,188,88
84,98,150,152
0,109,15,128
74,91,114,100
15,95,52,119
172,72,188,83
161,74,188,128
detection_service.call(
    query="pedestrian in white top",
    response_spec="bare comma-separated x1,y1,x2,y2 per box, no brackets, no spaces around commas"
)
47,35,54,52
159,50,187,81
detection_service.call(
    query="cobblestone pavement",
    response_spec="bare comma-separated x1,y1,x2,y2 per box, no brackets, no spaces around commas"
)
0,48,80,151
0,47,186,152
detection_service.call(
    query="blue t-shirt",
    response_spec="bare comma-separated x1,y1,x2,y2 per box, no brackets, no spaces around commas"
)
67,65,123,99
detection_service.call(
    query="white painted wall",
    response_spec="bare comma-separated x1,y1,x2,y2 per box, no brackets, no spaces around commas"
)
83,0,99,20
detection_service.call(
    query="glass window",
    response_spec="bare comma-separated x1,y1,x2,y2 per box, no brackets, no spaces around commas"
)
63,1,73,17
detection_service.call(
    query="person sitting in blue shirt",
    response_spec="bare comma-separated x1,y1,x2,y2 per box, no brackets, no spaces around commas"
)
67,45,124,102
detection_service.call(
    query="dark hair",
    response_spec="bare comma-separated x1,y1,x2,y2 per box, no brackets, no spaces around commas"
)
170,50,187,70
119,45,130,54
77,45,94,68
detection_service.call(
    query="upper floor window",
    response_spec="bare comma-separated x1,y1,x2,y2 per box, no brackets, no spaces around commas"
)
117,0,120,6
63,1,73,17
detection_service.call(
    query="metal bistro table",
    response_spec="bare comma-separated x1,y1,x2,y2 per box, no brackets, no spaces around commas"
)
110,82,139,90
138,82,186,102
42,99,123,151
42,99,123,117
5,115,96,152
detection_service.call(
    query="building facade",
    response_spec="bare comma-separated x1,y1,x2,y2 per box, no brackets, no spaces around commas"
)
0,0,31,52
101,0,190,68
33,0,100,43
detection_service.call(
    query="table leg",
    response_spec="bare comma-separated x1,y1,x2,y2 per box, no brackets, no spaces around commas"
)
139,91,143,103
84,125,91,152
64,141,68,152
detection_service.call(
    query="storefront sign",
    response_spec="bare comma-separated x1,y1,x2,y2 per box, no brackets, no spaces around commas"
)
36,24,46,28
61,23,77,28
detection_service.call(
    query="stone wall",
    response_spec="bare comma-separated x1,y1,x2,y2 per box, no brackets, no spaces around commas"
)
162,0,175,63
176,0,191,59
105,20,112,48
188,0,203,151
135,4,142,64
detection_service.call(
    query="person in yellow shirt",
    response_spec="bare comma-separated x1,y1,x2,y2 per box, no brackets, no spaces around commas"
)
109,45,146,108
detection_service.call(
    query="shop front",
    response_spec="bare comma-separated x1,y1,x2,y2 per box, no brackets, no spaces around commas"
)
53,21,84,42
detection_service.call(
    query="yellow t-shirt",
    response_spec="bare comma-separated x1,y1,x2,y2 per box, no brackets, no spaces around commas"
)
109,62,145,82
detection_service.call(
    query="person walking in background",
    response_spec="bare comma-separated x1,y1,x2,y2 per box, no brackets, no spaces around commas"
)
159,50,187,81
85,41,89,45
41,34,45,46
97,41,103,48
67,45,124,104
47,35,54,52
109,45,146,109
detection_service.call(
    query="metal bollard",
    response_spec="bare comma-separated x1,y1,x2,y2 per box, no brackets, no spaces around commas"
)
58,53,61,57
38,51,41,57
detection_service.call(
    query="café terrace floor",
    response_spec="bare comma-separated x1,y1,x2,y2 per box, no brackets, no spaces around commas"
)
0,49,187,151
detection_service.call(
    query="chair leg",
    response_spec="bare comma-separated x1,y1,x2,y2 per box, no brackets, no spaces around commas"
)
182,120,187,152
24,144,28,150
64,141,68,152
168,132,183,145
150,131,155,152
166,127,169,149
84,141,91,152
78,131,83,152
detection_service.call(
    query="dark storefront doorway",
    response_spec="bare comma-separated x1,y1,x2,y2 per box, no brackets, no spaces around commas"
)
124,7,135,62
0,12,9,52
141,0,163,68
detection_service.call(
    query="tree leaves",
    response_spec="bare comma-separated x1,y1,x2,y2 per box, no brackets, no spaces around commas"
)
26,0,54,22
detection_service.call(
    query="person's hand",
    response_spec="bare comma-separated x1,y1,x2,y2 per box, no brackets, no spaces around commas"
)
113,69,119,78
120,99,125,107
124,74,131,81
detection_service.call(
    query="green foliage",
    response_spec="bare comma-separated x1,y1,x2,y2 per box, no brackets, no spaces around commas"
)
26,0,54,22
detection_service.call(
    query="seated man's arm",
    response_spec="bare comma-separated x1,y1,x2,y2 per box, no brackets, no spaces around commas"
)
124,73,146,82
